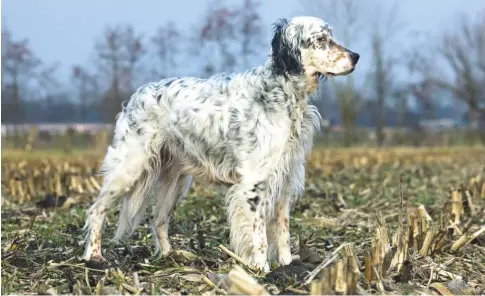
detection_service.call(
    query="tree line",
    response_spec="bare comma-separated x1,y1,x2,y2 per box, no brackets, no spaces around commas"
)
2,0,484,146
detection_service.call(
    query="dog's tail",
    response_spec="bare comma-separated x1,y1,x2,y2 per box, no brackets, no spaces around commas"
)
117,92,171,240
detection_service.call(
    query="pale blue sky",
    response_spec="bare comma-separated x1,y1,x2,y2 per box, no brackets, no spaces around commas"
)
2,0,485,85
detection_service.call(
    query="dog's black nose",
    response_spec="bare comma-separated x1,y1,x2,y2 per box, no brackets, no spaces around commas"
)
350,52,360,64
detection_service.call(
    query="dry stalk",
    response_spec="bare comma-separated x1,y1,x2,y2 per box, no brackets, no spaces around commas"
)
450,225,485,252
304,242,349,285
429,282,453,295
464,190,478,216
227,265,268,295
450,189,463,225
419,228,436,256
309,244,360,295
202,275,227,295
417,204,432,233
218,245,252,271
390,224,408,272
334,259,347,294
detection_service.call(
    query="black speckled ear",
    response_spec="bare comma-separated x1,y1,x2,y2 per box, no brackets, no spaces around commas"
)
271,19,302,76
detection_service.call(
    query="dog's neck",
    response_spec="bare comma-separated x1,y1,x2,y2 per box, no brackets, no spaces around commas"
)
261,58,320,98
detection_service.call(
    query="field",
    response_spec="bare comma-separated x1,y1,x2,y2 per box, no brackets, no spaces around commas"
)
2,147,485,295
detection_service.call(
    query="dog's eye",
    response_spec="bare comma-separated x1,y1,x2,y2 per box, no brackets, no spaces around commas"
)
316,36,326,42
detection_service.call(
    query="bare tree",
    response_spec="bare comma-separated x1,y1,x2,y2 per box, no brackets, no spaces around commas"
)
1,27,41,122
393,86,410,129
433,13,485,127
37,63,61,101
403,42,437,121
333,81,362,146
122,26,145,93
94,26,123,122
71,65,99,122
93,25,145,122
368,3,403,146
196,1,237,76
151,22,181,79
408,12,485,130
36,67,74,124
1,26,41,146
234,0,264,70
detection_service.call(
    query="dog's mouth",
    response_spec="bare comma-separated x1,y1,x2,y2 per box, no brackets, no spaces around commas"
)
315,71,336,78
321,67,355,77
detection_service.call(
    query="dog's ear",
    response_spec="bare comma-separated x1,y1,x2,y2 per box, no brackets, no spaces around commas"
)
271,18,302,76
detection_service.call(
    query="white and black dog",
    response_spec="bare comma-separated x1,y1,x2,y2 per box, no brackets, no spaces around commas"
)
83,16,359,271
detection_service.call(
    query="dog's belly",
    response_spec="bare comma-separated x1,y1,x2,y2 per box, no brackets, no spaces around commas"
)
165,124,300,189
165,133,242,185
180,153,241,186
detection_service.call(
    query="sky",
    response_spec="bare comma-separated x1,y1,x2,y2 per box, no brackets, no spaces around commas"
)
2,0,485,87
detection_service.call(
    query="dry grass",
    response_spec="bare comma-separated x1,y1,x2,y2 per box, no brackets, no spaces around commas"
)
2,147,485,295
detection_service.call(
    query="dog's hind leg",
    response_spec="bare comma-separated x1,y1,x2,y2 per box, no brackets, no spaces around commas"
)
150,173,192,256
82,140,151,262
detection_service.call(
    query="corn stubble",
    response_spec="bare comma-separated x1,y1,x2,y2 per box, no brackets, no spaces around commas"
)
1,147,485,295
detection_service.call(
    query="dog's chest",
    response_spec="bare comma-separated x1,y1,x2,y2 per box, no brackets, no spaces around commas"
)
274,100,315,159
289,102,308,140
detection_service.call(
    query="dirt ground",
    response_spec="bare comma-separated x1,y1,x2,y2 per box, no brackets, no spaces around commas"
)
2,147,485,295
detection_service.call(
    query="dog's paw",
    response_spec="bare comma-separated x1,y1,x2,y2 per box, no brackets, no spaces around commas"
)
82,255,113,270
278,249,293,266
83,254,107,262
257,261,270,273
250,258,270,273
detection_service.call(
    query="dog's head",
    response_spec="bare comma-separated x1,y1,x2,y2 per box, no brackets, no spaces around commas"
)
271,16,359,79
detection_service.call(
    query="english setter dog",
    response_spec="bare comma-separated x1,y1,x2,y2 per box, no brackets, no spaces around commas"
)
83,16,359,271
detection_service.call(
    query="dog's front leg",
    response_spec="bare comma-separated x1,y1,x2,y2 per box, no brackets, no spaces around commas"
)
267,163,304,266
267,195,292,266
226,181,270,272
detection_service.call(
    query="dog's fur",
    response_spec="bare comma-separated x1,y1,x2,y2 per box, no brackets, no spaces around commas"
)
82,16,359,271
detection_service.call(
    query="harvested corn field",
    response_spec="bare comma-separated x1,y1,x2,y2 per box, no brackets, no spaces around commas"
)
2,147,485,295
